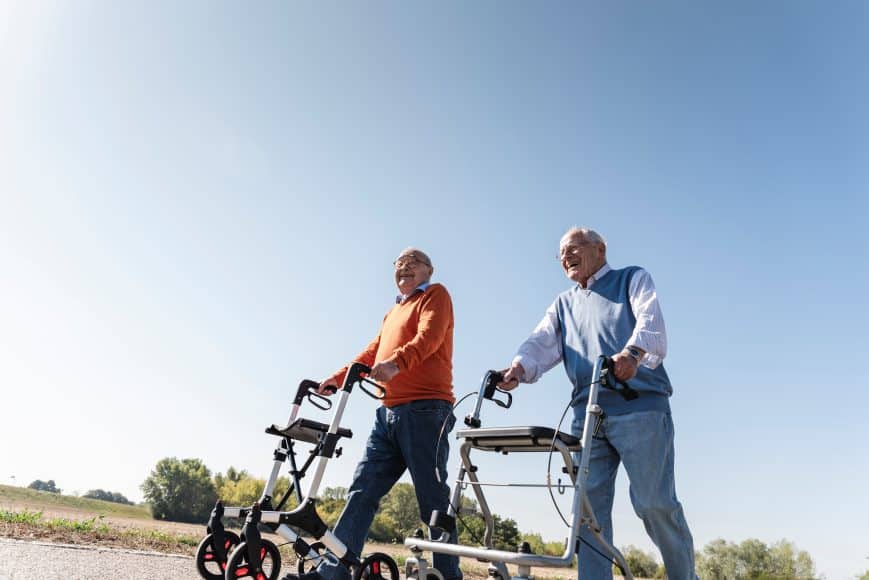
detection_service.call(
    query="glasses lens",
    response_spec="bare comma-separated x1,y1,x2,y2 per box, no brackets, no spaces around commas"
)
394,255,417,268
559,243,590,258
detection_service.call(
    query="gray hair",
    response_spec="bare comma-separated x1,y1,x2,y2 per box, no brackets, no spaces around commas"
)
561,227,606,248
396,247,432,266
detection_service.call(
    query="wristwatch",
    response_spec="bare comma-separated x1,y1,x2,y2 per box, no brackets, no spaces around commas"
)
626,346,643,364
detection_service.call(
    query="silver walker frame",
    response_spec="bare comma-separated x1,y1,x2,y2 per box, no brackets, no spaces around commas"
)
404,356,633,580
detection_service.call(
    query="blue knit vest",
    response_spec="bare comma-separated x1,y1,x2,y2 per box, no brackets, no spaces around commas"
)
555,266,672,416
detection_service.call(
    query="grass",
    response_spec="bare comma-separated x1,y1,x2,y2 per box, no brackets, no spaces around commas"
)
0,506,201,554
1,508,43,524
0,484,152,520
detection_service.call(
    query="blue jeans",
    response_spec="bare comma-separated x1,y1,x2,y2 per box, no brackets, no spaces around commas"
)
317,400,462,580
572,410,696,580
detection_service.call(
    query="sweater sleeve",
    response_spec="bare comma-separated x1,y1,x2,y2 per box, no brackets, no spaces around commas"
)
389,285,453,372
327,330,382,388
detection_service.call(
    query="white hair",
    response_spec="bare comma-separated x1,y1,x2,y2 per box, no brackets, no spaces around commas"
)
561,227,606,248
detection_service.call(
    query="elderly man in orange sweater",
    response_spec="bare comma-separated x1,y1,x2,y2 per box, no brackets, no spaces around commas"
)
300,247,461,580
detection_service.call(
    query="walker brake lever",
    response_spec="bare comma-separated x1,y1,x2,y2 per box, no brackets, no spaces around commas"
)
306,387,335,411
359,377,386,400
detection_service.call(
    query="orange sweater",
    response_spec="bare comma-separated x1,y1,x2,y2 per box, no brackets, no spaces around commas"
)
328,283,454,407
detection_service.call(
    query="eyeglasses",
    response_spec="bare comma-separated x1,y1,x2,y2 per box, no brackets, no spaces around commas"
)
393,254,431,269
558,242,595,260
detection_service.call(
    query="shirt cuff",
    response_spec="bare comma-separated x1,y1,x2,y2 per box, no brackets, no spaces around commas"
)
512,355,538,383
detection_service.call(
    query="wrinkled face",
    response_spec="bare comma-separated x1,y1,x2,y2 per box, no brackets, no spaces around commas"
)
393,252,433,295
559,232,606,285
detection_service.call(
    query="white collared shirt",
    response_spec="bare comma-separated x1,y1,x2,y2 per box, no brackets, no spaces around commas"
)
513,263,668,383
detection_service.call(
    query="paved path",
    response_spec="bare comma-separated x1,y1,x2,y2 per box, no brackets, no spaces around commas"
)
0,538,194,579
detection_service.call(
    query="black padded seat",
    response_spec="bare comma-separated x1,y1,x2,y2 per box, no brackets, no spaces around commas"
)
266,418,353,445
457,426,581,452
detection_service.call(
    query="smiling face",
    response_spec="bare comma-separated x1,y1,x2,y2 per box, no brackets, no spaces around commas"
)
559,231,606,286
393,249,433,295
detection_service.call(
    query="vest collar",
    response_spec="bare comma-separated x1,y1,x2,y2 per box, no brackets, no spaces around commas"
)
579,263,611,289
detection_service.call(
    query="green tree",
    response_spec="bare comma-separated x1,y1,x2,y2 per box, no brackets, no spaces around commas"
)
695,537,816,579
318,486,348,528
518,533,564,557
217,477,265,507
213,467,249,492
141,457,217,523
28,479,61,493
616,545,661,578
379,483,422,539
738,538,772,578
858,569,869,580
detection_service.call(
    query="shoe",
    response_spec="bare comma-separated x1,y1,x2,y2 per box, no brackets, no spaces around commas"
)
281,572,323,580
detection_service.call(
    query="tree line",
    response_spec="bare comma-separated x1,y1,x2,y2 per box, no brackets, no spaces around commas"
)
141,457,824,579
27,479,132,504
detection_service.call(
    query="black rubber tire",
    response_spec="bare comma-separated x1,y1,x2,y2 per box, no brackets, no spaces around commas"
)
225,539,282,580
195,531,241,580
352,552,400,580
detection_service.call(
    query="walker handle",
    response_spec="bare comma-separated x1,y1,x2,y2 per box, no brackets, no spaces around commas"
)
292,379,338,410
482,370,513,409
601,357,639,401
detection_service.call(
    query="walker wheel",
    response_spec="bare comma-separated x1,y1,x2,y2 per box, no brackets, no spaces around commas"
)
296,541,326,575
195,531,241,579
353,553,400,580
225,539,282,580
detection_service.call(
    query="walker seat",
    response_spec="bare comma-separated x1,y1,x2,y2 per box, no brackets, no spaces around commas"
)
266,418,353,445
457,425,581,452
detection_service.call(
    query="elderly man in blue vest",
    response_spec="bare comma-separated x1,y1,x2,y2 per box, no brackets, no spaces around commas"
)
499,227,696,579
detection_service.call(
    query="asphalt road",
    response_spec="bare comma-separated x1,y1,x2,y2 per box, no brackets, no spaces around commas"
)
0,538,195,580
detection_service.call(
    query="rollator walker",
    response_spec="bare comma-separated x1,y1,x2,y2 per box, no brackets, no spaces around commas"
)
195,362,399,580
404,355,636,580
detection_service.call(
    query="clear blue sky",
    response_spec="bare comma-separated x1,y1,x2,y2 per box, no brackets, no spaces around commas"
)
1,2,867,578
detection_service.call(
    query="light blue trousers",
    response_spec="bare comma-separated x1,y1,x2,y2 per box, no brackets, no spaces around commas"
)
572,410,696,580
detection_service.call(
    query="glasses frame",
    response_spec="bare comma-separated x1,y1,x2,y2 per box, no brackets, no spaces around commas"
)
557,242,597,260
393,254,431,269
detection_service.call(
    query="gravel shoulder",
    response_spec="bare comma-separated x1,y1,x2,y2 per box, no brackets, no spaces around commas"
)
0,537,193,580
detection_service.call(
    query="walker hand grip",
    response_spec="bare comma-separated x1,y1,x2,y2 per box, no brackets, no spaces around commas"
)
482,370,513,409
342,362,372,392
601,357,639,401
293,379,322,405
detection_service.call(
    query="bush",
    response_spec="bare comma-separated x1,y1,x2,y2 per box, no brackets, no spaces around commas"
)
83,489,133,505
141,458,217,523
28,479,61,493
616,545,661,578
